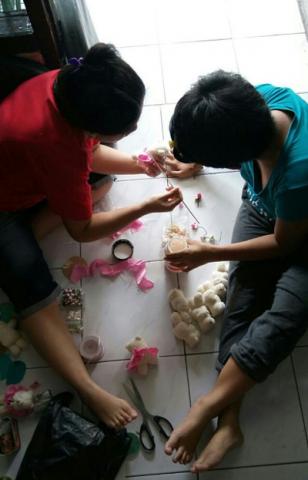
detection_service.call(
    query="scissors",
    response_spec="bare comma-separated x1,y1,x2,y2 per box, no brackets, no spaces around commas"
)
123,378,174,452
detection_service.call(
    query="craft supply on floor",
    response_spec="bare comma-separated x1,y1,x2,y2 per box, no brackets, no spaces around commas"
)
165,236,188,254
0,353,26,385
60,288,84,334
123,378,173,453
112,239,134,261
127,432,140,456
61,288,83,307
0,319,27,357
0,417,20,456
0,354,11,381
65,257,154,291
0,304,15,323
6,361,26,385
0,383,52,417
194,192,203,206
62,256,88,280
79,335,104,362
126,336,159,376
168,263,229,347
165,236,188,272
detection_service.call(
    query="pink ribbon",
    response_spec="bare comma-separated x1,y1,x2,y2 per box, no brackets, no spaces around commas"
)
70,258,154,291
109,219,143,239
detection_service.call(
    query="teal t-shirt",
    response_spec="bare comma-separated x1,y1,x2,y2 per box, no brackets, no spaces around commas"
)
240,84,308,222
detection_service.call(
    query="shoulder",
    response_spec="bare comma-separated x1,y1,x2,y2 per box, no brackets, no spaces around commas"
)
256,84,305,114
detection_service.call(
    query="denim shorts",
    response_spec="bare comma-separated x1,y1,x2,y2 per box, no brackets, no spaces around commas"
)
0,173,111,319
0,204,61,319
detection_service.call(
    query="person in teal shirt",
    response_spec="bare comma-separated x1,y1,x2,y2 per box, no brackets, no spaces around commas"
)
242,83,308,222
164,71,308,473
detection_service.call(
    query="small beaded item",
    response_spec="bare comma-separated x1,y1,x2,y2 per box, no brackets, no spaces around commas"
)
60,288,84,333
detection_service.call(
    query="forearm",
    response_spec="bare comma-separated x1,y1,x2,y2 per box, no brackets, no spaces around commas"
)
92,145,143,175
205,234,283,262
77,203,148,242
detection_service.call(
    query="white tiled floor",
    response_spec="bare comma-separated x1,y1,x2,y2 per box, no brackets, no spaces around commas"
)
1,0,308,478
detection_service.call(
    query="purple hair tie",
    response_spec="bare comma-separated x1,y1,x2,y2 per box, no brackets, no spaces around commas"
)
68,57,84,67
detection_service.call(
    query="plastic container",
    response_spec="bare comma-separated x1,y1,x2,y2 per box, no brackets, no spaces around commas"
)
79,335,104,362
0,417,20,456
164,236,188,272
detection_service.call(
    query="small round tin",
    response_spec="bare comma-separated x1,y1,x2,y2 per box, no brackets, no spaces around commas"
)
112,239,134,261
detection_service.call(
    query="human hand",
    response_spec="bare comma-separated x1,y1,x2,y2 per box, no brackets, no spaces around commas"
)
137,152,162,177
164,155,203,179
165,239,215,272
143,187,183,213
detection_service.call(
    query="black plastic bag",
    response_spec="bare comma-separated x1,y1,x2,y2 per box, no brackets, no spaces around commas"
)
16,392,131,480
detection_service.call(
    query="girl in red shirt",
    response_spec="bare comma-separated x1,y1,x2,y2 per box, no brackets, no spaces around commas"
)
0,43,186,428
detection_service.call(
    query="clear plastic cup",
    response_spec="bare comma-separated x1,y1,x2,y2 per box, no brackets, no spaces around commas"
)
165,236,188,272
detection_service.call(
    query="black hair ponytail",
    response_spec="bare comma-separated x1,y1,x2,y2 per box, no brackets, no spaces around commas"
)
54,43,145,135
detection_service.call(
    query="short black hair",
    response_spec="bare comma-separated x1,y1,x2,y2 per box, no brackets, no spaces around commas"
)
169,70,276,168
54,43,145,135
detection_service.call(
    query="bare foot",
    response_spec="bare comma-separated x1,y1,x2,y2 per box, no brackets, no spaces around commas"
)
83,384,138,429
191,423,243,473
164,395,213,464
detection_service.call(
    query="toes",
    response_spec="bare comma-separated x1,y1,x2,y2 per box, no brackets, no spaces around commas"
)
183,453,191,464
109,419,119,429
191,463,198,474
121,411,132,423
165,438,176,455
165,431,180,455
173,445,186,463
118,414,128,426
125,405,138,419
192,459,210,473
130,410,138,419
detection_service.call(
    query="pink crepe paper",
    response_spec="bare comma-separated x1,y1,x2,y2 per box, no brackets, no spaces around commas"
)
127,347,159,373
70,258,154,291
110,219,144,240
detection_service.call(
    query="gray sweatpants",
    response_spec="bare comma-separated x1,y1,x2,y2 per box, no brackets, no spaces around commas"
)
217,189,308,382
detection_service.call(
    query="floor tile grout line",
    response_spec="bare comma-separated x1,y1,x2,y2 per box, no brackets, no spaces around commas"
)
131,92,308,108
126,470,194,478
157,31,167,105
124,462,308,479
184,347,193,408
224,0,241,73
25,350,221,371
195,459,308,472
119,31,306,51
290,353,308,446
